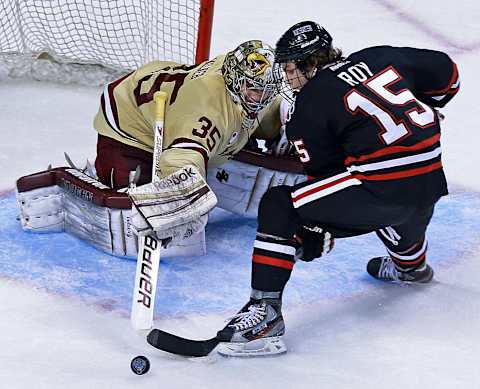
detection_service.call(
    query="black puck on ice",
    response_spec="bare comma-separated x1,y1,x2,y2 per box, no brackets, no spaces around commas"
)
130,355,150,375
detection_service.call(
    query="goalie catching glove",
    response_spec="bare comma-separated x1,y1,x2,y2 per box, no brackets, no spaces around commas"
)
295,224,334,261
129,165,217,243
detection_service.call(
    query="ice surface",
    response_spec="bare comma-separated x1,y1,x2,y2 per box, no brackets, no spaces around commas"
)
1,189,478,318
0,1,479,388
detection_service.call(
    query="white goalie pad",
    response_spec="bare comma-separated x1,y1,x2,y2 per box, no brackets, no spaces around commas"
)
16,185,64,232
128,166,218,241
207,152,307,218
16,168,206,259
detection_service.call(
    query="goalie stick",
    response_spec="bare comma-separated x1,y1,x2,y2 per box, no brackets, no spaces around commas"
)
130,91,168,330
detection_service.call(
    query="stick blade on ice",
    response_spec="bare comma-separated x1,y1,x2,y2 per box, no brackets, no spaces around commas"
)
147,328,220,357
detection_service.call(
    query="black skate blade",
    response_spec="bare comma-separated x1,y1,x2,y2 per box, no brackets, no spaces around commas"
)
147,328,220,357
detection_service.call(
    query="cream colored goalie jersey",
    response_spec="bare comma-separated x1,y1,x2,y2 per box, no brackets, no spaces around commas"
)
94,55,281,178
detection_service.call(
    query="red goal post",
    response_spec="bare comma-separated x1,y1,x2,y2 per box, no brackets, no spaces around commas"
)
196,0,215,64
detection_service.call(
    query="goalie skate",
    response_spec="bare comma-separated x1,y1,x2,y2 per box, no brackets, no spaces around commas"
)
216,298,287,357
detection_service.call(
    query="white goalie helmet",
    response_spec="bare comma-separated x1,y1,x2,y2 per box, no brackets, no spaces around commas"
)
222,40,282,115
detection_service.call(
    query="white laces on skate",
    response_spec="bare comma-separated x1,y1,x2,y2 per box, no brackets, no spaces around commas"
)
227,303,267,331
378,257,401,280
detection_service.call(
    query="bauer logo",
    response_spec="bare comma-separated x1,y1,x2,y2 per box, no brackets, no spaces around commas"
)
137,235,158,308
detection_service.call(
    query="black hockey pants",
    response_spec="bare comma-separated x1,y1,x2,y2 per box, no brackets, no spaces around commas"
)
251,181,437,293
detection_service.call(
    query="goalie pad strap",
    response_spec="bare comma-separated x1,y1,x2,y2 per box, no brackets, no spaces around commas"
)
233,149,304,174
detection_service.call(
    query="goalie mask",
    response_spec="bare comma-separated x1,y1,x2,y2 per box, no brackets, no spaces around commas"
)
223,40,281,115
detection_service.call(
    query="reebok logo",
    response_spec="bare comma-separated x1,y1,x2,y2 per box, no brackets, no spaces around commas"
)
154,167,196,190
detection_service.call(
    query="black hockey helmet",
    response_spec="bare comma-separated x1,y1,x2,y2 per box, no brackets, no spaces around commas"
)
275,21,333,63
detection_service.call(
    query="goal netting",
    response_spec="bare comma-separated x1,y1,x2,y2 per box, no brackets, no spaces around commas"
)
0,0,214,84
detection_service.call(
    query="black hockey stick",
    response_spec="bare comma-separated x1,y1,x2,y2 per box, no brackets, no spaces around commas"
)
147,328,221,357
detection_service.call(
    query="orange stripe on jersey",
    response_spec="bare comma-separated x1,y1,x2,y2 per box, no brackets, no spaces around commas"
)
395,240,424,255
344,134,441,165
354,161,443,181
391,252,426,266
252,254,294,270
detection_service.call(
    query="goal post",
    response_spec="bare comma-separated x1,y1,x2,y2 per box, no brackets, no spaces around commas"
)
0,0,215,84
195,0,214,64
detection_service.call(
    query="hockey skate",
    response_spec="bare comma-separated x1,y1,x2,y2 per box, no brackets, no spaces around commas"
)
216,298,287,357
367,256,434,283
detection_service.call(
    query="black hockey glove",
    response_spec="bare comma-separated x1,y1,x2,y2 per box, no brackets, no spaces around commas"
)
295,224,334,262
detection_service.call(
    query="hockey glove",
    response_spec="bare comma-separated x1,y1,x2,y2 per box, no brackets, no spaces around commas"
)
131,208,208,244
129,165,217,243
295,224,334,261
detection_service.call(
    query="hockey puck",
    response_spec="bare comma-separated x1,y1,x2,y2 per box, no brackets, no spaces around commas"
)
130,355,150,375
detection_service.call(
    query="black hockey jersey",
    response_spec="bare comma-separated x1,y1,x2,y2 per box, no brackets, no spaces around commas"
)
286,46,460,205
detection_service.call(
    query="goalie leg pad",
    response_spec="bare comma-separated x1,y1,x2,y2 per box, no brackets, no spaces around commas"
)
17,186,64,233
207,160,307,218
16,167,206,259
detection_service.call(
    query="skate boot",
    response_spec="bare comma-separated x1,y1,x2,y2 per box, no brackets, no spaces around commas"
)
367,256,434,283
216,292,286,357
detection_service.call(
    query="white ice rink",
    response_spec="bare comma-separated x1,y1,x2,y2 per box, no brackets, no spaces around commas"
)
1,1,479,388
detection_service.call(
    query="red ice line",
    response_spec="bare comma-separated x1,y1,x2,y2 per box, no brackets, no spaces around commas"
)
370,0,480,55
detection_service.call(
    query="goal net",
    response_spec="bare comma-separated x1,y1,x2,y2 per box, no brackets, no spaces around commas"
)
0,0,214,84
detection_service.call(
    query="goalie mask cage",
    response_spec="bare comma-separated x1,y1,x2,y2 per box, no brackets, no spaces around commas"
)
0,0,215,84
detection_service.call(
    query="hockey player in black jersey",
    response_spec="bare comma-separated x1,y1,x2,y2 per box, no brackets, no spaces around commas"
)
215,21,460,357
